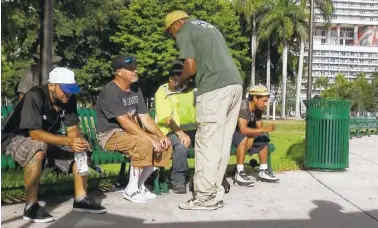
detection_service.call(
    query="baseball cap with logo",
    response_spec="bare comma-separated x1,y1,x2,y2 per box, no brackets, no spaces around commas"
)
170,60,184,75
164,10,190,30
248,85,270,96
111,55,137,71
48,67,81,94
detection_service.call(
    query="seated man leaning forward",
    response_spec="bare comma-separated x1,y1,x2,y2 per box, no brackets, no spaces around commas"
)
95,55,172,203
1,67,107,223
155,60,197,194
232,85,279,186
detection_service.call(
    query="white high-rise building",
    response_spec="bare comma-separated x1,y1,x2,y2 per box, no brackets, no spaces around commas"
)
300,0,378,109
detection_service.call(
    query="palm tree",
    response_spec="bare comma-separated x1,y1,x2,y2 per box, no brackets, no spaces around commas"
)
294,0,333,119
234,0,267,87
258,0,308,119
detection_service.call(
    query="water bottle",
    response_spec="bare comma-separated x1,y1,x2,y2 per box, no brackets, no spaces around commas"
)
74,152,90,176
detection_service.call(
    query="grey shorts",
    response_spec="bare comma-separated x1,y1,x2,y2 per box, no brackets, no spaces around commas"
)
232,131,269,155
4,135,75,173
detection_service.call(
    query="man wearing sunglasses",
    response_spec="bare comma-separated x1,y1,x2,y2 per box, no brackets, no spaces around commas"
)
164,11,243,210
1,67,107,223
95,55,172,203
155,60,197,194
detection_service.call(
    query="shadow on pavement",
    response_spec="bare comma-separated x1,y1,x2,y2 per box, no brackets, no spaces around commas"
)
8,200,378,228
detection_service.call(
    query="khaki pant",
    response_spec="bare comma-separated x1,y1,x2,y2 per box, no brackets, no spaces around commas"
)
194,84,243,201
104,132,172,168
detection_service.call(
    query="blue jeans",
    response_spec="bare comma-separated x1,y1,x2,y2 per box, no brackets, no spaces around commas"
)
168,130,196,186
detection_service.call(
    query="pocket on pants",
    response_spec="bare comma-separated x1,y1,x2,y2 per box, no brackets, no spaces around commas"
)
196,115,217,139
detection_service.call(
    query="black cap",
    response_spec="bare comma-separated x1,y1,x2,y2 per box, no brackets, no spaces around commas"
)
170,60,184,75
112,55,137,71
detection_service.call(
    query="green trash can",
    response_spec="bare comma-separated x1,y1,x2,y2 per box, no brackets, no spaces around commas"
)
303,99,352,170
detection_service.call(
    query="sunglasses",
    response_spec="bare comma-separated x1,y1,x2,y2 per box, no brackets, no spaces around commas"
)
124,57,135,64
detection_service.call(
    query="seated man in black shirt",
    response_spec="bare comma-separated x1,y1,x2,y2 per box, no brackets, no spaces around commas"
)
232,86,279,186
1,67,106,223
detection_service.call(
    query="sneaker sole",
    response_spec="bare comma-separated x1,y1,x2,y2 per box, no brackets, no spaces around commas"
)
179,204,218,211
233,180,254,187
143,195,157,199
123,192,148,203
73,208,107,214
23,216,55,223
258,178,280,183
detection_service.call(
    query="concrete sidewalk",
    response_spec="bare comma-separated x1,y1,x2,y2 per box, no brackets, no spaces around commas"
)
2,136,378,228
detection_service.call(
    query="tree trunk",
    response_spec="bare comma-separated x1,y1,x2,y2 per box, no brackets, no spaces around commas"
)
250,16,257,86
266,39,271,120
281,40,288,119
295,39,305,119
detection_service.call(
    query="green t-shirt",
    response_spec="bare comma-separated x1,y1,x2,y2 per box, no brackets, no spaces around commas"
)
176,18,243,95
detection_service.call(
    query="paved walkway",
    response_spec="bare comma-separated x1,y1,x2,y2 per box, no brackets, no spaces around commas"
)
1,136,378,228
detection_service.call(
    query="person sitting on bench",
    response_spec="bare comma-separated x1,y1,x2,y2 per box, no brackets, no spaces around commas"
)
154,60,197,194
1,67,106,223
95,55,172,203
232,85,279,186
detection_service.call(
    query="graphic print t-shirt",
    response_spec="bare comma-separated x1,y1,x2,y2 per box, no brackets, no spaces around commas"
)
95,81,147,132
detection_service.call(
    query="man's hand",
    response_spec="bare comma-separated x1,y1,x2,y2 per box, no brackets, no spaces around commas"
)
159,136,171,151
177,131,191,148
265,124,276,132
67,137,89,152
149,137,164,153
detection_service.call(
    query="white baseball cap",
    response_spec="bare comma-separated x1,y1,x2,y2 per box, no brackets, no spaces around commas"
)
48,67,81,94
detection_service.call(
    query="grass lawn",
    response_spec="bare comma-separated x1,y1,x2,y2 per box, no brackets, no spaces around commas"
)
1,120,306,203
100,120,306,173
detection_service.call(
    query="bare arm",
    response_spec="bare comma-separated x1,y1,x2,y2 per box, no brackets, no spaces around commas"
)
238,118,272,138
116,114,155,140
164,116,191,147
18,93,25,101
177,58,197,86
30,125,88,152
163,116,181,133
139,114,165,138
66,125,82,138
256,120,263,129
29,130,69,146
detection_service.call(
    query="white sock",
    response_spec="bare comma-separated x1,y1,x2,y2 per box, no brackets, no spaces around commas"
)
260,164,268,171
125,166,141,193
237,164,244,172
138,166,158,188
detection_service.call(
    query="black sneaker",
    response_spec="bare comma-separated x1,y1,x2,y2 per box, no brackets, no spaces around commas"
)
23,203,55,223
73,196,107,214
171,185,187,194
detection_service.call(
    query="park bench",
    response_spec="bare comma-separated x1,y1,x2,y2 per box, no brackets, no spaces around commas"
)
1,105,276,195
349,117,378,138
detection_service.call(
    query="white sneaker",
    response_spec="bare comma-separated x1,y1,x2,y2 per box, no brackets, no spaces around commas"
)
233,171,254,187
258,169,280,182
123,190,148,203
140,185,156,199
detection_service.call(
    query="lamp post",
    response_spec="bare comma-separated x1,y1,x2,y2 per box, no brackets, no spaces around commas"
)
39,0,53,85
307,0,314,100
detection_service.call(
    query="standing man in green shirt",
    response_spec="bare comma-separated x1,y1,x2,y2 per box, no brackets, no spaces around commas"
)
164,10,243,210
